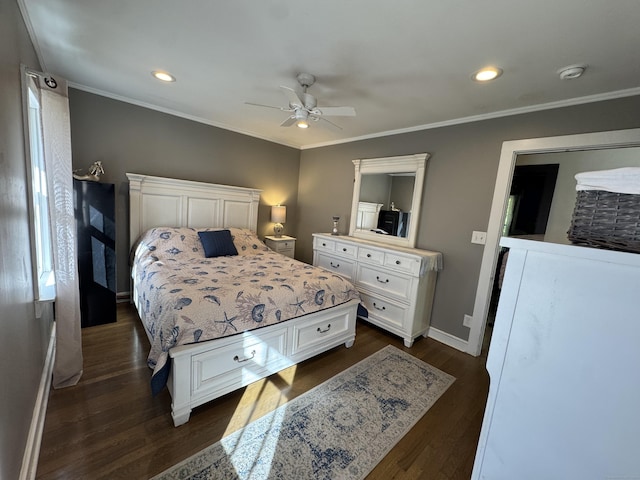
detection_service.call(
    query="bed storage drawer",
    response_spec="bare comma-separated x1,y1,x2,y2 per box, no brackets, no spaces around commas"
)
290,309,351,358
191,328,289,400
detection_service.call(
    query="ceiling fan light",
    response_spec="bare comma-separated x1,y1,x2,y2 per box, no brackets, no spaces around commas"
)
297,120,309,129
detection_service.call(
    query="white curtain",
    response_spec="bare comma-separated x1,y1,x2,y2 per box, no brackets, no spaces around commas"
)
39,75,83,388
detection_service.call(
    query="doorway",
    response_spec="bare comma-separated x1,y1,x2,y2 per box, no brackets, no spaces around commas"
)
482,163,559,355
468,128,640,357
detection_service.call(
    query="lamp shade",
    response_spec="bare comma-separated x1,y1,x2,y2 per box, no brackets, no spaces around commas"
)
271,205,286,224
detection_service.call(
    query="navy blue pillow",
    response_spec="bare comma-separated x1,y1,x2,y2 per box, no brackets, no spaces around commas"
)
198,230,238,258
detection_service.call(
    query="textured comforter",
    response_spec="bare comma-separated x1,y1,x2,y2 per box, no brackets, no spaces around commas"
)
132,227,360,394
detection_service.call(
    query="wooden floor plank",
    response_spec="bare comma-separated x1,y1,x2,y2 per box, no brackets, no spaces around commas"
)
36,303,489,479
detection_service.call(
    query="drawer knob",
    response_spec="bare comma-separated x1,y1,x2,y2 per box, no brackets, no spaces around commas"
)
373,302,386,311
366,253,371,258
317,324,331,334
342,247,347,252
322,243,326,247
395,260,401,265
376,276,390,284
233,350,256,363
330,262,340,268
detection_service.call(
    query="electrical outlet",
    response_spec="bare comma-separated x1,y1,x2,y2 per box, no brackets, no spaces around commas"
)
463,314,473,328
471,231,487,245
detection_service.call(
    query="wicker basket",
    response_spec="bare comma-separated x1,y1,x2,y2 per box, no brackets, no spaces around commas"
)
568,190,640,253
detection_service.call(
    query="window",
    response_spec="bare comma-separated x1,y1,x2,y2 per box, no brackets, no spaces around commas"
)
24,71,56,302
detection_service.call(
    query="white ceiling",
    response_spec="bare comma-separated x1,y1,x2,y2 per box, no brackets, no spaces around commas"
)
19,0,640,149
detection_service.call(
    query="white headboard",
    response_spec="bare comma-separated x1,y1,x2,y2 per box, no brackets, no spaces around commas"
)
127,173,262,249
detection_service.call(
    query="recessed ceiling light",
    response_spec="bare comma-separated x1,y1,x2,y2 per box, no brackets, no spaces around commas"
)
152,70,176,82
472,67,503,82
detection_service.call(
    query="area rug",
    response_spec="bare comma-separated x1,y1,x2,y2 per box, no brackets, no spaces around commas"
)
151,345,455,480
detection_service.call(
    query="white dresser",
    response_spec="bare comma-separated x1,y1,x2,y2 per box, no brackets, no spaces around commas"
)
313,233,442,347
472,238,640,479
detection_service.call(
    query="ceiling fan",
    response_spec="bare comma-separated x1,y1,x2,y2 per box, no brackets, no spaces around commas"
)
246,73,356,129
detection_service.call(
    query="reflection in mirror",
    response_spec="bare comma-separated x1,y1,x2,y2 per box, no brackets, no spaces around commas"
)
506,147,640,244
355,201,383,230
349,153,429,248
358,173,415,237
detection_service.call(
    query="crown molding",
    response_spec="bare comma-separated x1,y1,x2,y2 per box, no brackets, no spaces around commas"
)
68,82,640,152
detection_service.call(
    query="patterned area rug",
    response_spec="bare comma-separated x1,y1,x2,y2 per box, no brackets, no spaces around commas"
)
151,345,455,480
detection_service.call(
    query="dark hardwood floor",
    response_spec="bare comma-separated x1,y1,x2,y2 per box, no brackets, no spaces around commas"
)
36,303,490,479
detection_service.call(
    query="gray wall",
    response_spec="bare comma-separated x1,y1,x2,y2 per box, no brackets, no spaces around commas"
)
68,90,301,292
0,1,54,479
390,175,414,212
359,173,391,206
297,97,640,341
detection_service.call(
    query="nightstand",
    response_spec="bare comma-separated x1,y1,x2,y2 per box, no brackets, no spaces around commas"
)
264,235,296,258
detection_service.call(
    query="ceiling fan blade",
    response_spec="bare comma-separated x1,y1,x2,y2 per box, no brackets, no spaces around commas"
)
317,116,343,130
280,115,297,127
245,101,291,112
315,106,356,117
280,86,304,109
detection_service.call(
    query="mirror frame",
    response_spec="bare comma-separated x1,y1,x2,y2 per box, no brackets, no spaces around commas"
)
468,127,640,356
349,153,429,248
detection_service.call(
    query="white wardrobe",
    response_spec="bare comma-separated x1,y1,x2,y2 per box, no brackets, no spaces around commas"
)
472,238,640,479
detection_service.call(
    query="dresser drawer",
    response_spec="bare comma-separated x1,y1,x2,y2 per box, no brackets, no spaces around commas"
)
314,237,335,252
315,252,355,280
191,329,288,399
384,252,421,276
357,264,413,300
359,292,407,330
358,246,384,265
333,241,357,258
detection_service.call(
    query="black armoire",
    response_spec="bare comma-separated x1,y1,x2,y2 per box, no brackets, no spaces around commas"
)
73,179,116,327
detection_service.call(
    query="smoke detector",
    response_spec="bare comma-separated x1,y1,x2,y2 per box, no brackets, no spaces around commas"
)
558,64,587,80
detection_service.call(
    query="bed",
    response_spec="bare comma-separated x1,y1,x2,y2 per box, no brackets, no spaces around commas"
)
128,173,361,426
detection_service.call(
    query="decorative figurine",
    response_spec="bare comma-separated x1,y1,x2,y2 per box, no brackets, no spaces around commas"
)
73,161,104,181
331,216,340,235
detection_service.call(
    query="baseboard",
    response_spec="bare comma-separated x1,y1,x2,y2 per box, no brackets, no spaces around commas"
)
20,323,55,480
116,291,130,303
427,325,469,352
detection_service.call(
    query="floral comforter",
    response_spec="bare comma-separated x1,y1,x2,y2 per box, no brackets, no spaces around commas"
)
132,227,360,394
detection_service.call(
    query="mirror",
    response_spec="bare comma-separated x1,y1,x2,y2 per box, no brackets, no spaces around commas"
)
349,153,429,248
